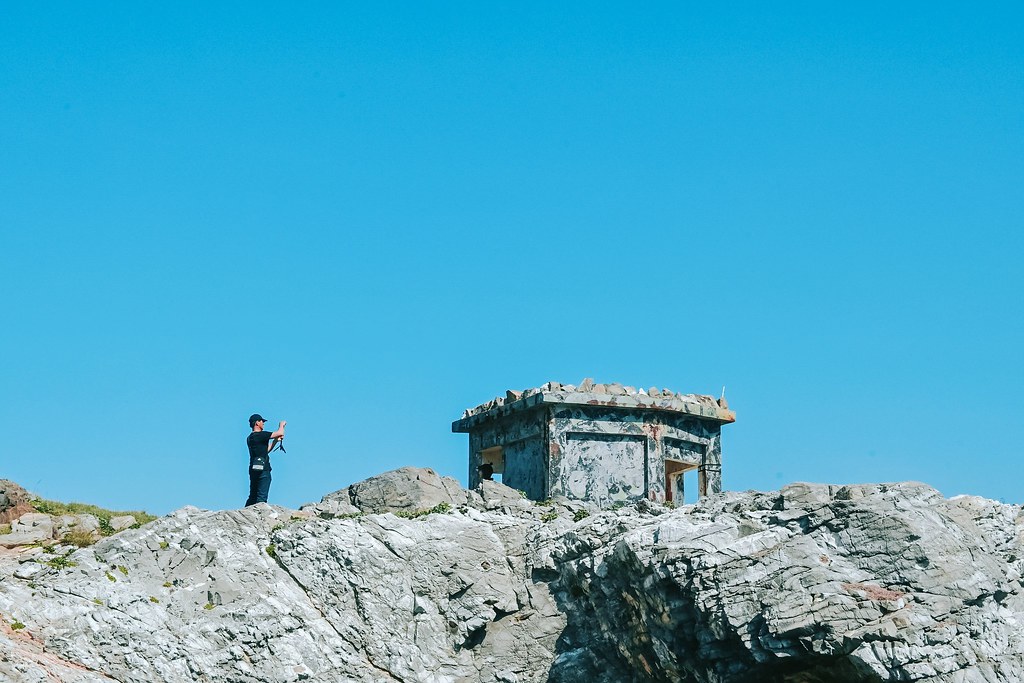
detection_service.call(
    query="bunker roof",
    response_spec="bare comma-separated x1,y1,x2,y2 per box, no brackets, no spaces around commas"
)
452,379,736,432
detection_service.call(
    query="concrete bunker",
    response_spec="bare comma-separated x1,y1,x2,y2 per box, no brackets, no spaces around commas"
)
452,379,735,505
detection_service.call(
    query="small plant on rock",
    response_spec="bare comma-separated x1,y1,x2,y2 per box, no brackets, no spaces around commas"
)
149,596,159,604
45,552,77,570
395,502,452,519
265,544,277,559
92,598,103,605
573,509,590,522
203,602,215,610
105,572,117,582
11,621,25,631
117,565,128,576
541,511,558,523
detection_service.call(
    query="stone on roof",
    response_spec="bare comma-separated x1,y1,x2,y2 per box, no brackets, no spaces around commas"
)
455,378,735,429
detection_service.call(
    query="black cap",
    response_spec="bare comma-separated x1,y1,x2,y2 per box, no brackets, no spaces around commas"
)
249,413,267,427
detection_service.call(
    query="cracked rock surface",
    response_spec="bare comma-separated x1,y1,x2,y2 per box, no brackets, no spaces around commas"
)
0,470,1022,682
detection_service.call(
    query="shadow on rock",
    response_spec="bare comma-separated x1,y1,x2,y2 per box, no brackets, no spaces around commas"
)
541,520,887,683
728,655,881,683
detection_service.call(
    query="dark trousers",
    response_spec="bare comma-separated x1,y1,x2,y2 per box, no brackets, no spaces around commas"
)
245,469,272,506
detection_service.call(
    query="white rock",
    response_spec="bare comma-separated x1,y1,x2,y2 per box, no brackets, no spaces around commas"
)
0,471,1021,682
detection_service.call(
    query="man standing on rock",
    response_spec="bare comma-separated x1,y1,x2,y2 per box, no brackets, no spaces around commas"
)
245,413,286,507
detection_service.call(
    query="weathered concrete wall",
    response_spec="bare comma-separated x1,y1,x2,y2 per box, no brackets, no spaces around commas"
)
467,410,546,499
502,437,546,500
560,433,646,503
549,406,721,504
549,407,647,504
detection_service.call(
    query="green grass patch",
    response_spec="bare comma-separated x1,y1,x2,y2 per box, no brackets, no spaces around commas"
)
149,596,159,604
394,502,452,519
573,509,590,522
265,544,277,558
64,530,97,548
29,498,157,536
541,511,559,522
11,621,25,631
203,602,215,610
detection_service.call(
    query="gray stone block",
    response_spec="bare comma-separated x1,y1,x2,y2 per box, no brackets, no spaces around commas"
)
109,515,137,531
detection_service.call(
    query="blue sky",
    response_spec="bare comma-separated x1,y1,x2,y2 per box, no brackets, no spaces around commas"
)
2,3,1021,514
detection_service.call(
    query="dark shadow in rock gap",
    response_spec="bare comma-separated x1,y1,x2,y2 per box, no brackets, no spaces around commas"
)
727,654,882,683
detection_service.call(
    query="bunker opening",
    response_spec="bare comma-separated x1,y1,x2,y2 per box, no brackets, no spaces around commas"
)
665,459,701,505
478,446,504,483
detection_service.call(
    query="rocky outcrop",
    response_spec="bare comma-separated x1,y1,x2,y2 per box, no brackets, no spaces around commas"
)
0,482,151,551
0,480,35,525
303,466,472,518
0,470,1021,682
